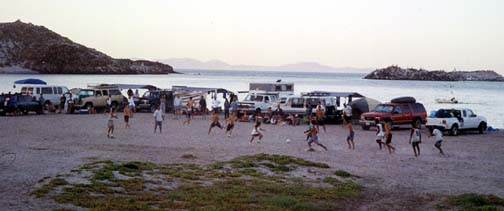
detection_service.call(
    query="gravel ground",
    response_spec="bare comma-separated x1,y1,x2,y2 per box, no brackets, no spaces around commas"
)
0,113,503,210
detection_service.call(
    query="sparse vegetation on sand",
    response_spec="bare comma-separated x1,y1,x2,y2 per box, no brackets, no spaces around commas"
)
32,154,362,211
436,193,504,211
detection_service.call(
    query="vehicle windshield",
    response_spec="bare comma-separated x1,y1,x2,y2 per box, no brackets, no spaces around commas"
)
79,90,95,98
374,104,394,113
244,95,264,102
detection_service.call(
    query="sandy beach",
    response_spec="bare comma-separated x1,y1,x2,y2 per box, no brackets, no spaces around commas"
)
1,112,503,210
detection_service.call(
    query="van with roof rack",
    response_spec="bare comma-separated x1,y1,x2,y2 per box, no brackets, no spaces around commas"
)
74,84,126,111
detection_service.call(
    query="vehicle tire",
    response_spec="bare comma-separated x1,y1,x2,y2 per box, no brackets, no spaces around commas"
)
449,124,459,136
85,103,93,110
478,122,487,134
23,110,28,115
361,125,370,130
414,118,422,129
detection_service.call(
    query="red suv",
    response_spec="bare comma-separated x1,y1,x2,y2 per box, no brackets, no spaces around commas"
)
359,97,427,130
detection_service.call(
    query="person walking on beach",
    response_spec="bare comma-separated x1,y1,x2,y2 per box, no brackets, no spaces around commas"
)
315,103,326,132
250,122,265,143
409,122,422,157
223,98,230,120
384,118,396,154
123,103,132,128
153,106,164,133
306,102,313,117
230,97,238,116
208,110,223,134
67,94,74,114
343,103,352,124
174,95,182,119
183,97,194,126
429,127,445,155
160,94,166,115
199,96,207,119
306,120,328,151
375,119,385,149
225,113,237,137
128,96,135,117
107,109,118,138
106,94,112,113
212,97,221,113
304,119,314,141
346,122,355,150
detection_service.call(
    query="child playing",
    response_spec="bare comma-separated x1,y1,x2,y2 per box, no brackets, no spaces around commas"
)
384,118,396,154
225,113,237,137
306,120,328,151
429,127,445,155
315,105,326,132
375,119,385,149
409,122,422,157
123,104,132,128
183,97,194,126
153,106,164,133
346,122,355,150
250,122,265,143
208,111,223,134
107,109,118,138
304,120,314,141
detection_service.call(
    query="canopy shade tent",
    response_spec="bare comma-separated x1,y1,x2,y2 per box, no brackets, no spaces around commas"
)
349,97,382,118
172,86,233,94
14,78,47,85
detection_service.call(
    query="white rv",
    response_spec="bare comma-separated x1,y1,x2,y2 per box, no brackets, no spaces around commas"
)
19,85,70,105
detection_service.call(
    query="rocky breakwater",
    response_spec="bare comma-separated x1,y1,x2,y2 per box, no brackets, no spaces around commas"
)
364,66,504,82
0,20,175,74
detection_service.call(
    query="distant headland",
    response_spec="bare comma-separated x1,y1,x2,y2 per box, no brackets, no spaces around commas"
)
364,66,504,82
0,20,176,74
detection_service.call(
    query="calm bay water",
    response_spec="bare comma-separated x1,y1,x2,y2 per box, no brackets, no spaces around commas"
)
1,69,503,128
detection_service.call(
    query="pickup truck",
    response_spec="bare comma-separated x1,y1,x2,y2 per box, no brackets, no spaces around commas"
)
360,97,427,130
426,108,487,136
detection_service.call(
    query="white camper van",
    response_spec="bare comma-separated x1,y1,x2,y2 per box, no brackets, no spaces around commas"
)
20,85,70,105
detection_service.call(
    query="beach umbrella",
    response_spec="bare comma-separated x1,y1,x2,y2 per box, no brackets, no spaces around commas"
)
14,78,47,85
349,97,381,118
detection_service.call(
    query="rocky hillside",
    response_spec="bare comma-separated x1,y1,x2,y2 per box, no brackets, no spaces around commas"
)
0,20,175,74
364,66,504,82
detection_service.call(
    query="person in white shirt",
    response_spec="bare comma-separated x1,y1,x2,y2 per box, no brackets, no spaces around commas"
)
250,122,265,143
174,95,182,119
343,103,352,123
153,106,164,133
212,97,221,112
128,96,135,116
374,119,385,149
409,123,422,157
429,127,445,155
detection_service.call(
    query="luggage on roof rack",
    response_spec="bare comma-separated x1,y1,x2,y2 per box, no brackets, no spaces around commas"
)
390,96,416,103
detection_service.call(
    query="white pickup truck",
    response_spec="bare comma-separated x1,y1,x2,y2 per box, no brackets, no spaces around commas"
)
426,108,487,136
238,93,279,114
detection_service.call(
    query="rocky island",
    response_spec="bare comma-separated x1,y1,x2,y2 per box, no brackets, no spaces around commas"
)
364,66,504,82
0,20,175,74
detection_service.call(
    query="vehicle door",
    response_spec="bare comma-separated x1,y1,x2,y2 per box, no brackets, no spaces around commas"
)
464,109,478,128
94,90,106,107
391,105,404,124
262,96,270,110
402,104,412,123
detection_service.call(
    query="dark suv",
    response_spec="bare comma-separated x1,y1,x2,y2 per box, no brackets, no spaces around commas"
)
359,97,427,130
0,94,43,115
137,90,174,112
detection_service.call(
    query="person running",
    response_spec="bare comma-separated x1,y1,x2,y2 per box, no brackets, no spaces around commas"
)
225,113,237,137
183,97,194,126
107,109,118,138
174,95,182,119
199,96,207,119
409,122,422,157
384,118,396,154
429,127,445,155
128,95,135,117
153,106,164,133
304,119,314,141
250,122,265,143
306,120,328,151
346,122,355,150
315,103,326,132
208,110,223,134
123,103,132,128
375,119,385,149
223,98,230,120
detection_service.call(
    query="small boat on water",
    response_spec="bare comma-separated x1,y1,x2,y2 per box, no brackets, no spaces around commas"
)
436,97,459,104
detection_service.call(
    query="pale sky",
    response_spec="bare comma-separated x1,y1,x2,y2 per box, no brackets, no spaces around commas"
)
1,0,503,72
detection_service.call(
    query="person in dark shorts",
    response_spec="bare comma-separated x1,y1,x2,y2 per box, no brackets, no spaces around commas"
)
107,109,118,138
384,118,396,154
250,122,265,143
225,113,237,137
315,103,326,132
183,97,194,126
153,106,164,133
199,96,207,119
123,104,132,128
409,122,422,157
208,111,223,134
346,122,355,150
429,126,445,155
375,119,385,149
306,120,328,151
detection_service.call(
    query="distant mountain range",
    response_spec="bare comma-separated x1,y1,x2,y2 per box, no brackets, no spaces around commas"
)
0,20,175,74
155,58,372,73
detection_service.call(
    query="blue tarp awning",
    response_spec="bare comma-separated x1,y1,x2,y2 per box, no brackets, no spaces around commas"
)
14,78,47,85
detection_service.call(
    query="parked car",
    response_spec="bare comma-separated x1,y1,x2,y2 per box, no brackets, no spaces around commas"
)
0,94,43,115
359,97,427,130
19,85,69,106
137,90,174,112
426,108,487,136
238,93,279,114
74,85,126,111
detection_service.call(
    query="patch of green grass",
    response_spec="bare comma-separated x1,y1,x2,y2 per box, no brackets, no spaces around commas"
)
34,154,362,211
32,178,68,198
334,170,357,178
444,193,504,211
